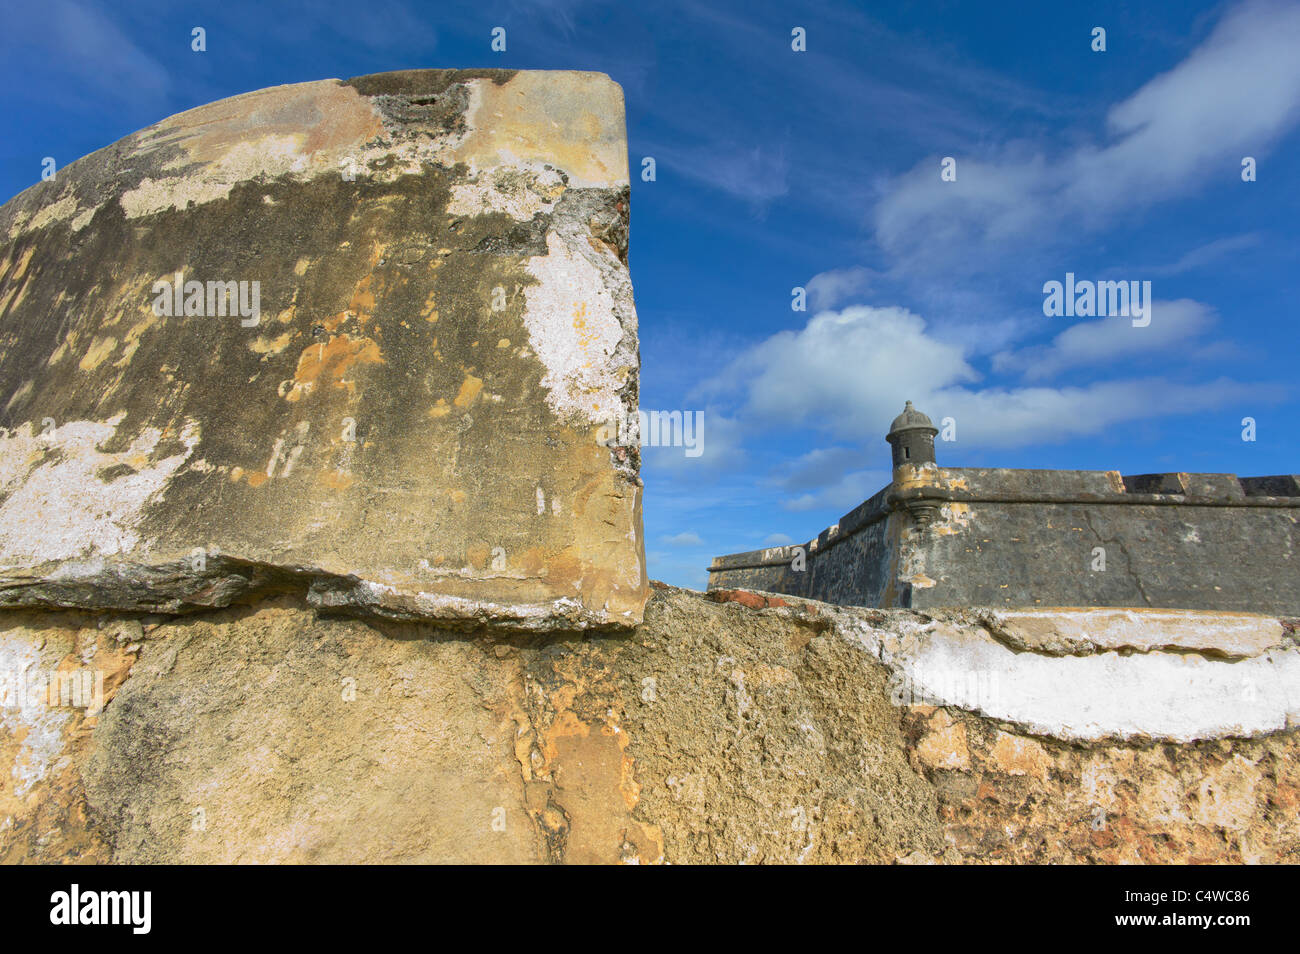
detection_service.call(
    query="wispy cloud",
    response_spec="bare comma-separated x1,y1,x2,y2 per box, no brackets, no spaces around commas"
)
873,0,1300,265
44,0,171,104
993,299,1219,381
928,377,1279,448
773,446,866,492
652,141,790,205
1136,233,1264,277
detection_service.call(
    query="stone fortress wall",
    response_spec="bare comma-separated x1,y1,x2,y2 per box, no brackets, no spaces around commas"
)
1,74,1298,865
709,403,1300,615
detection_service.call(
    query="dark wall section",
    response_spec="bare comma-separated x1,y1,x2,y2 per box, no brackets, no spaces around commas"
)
709,468,1300,615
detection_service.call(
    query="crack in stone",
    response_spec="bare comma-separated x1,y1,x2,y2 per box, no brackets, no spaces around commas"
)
1082,509,1153,607
0,553,630,634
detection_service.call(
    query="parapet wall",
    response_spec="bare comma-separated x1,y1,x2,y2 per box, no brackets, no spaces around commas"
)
709,468,1300,615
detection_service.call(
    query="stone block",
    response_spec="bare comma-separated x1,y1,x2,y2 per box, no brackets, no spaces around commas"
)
0,69,648,629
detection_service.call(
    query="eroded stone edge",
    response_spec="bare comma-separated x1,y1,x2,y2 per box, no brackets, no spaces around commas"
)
704,588,1300,744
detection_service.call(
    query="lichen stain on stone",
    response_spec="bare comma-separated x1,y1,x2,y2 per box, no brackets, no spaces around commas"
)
895,462,941,493
455,72,629,190
321,468,355,491
539,462,646,623
346,272,378,322
453,374,484,407
0,246,35,291
78,336,117,372
283,334,383,403
1,631,75,799
113,310,164,368
120,82,387,220
249,332,294,355
526,682,662,864
446,165,567,222
13,196,88,240
932,501,972,536
0,617,138,862
988,731,1053,780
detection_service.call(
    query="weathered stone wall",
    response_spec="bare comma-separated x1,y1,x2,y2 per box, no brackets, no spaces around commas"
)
908,468,1300,613
2,69,1295,867
709,467,1300,615
3,586,1296,864
801,499,898,606
903,704,1300,863
707,485,899,601
0,69,648,631
706,544,810,595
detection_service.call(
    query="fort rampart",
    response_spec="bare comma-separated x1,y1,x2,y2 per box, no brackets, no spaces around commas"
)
710,405,1300,615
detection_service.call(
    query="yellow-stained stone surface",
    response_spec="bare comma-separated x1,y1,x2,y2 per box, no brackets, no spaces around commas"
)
3,587,1297,864
0,70,647,630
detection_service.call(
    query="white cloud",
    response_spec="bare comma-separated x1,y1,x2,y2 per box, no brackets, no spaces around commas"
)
806,267,874,310
993,299,1218,381
873,0,1300,258
661,531,704,547
729,305,976,432
715,304,1270,450
762,532,795,545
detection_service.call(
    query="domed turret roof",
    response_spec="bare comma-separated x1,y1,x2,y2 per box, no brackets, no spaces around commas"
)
888,401,936,435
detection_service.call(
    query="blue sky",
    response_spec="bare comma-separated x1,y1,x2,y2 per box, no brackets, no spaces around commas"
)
2,0,1297,588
